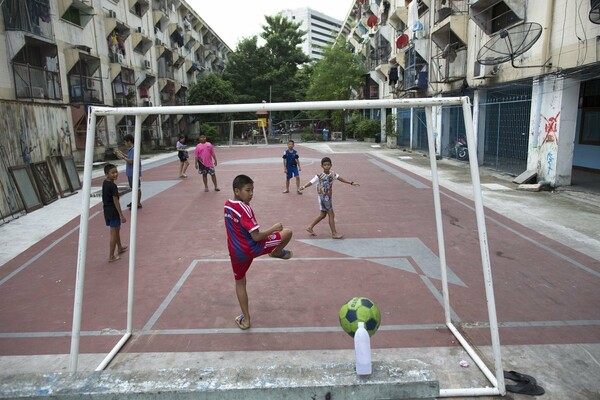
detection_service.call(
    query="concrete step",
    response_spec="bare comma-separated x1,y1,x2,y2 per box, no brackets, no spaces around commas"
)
0,360,438,399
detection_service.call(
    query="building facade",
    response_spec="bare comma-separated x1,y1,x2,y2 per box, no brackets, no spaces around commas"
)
281,7,342,61
0,0,229,220
338,0,600,185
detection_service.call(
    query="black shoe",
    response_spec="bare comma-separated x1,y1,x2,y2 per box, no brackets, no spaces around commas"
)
126,203,132,208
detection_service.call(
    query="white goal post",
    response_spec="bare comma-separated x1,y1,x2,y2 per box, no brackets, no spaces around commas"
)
70,98,504,397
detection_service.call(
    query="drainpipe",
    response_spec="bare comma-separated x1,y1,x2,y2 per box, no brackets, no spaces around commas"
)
540,0,555,70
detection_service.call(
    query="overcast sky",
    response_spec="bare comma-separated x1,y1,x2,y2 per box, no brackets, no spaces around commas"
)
186,0,354,50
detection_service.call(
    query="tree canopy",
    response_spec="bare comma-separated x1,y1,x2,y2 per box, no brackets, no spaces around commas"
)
187,72,235,123
306,37,365,102
223,14,310,105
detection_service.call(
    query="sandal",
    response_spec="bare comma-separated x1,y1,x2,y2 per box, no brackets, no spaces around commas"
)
235,314,250,330
269,249,293,260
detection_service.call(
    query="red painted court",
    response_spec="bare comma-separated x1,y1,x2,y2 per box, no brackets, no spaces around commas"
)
0,144,598,360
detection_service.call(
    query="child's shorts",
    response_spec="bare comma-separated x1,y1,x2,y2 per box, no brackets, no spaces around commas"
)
318,194,333,212
286,166,299,179
105,218,121,228
230,232,282,280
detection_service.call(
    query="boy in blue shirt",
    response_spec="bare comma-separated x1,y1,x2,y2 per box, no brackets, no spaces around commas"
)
282,140,302,194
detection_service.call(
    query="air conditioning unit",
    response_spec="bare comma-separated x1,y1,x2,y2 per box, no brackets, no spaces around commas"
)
30,86,44,98
144,60,151,69
117,53,124,64
473,61,498,79
107,10,117,18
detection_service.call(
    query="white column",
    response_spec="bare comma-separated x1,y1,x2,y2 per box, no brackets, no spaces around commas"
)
528,76,580,186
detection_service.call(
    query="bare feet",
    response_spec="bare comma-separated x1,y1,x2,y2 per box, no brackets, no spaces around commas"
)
108,255,121,263
332,233,344,239
306,227,316,236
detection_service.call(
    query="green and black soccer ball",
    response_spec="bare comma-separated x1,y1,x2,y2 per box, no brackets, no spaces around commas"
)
339,297,381,337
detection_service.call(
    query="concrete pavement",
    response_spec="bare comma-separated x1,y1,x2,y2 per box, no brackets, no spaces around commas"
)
0,141,599,399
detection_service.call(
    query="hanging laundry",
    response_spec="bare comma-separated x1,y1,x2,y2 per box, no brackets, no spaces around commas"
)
389,67,399,85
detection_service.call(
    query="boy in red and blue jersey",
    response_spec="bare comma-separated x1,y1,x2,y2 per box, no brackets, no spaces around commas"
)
224,174,293,330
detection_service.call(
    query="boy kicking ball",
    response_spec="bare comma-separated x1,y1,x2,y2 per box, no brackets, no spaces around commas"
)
224,174,293,330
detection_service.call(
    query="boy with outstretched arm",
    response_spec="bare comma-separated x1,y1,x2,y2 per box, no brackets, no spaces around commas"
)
299,156,359,239
224,174,293,330
102,163,128,262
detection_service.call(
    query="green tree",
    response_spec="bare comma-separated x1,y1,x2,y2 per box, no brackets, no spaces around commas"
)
306,38,365,138
223,14,310,125
187,72,236,124
306,37,365,102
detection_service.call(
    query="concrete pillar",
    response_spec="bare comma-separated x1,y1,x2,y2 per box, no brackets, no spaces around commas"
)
528,76,580,186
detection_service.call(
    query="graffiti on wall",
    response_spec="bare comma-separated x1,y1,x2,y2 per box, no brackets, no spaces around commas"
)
540,111,560,146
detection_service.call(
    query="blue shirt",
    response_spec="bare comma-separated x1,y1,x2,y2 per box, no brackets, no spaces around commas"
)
126,146,142,178
283,149,298,168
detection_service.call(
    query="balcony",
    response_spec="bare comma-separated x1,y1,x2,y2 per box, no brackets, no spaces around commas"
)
131,28,153,55
69,74,104,104
431,0,469,47
430,46,467,83
469,0,524,35
2,0,54,41
57,0,94,28
14,63,61,100
128,0,150,18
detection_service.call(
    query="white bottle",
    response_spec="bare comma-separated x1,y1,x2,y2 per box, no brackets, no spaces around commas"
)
354,322,372,375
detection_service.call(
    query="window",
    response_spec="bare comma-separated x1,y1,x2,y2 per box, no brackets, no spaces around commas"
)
579,79,600,146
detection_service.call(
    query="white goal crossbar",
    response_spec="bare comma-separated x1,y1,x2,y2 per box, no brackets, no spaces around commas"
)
70,98,504,397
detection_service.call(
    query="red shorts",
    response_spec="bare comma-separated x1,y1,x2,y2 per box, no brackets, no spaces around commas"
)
231,232,282,280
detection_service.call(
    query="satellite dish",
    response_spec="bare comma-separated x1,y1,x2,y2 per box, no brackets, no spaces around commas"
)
590,0,600,24
396,34,409,49
367,15,378,28
476,22,542,67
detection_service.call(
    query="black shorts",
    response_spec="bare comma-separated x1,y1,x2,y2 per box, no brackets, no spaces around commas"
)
178,151,188,162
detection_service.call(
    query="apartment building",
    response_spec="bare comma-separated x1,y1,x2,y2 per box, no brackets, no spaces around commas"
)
281,7,343,61
0,0,229,159
338,0,600,186
0,0,229,220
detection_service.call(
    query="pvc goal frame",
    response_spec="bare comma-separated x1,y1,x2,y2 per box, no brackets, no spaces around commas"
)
70,98,504,397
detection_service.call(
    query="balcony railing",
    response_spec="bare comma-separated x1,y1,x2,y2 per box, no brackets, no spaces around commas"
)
2,0,54,40
68,75,104,104
13,63,61,99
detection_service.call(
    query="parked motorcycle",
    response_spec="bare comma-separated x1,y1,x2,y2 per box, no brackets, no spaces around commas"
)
451,137,469,161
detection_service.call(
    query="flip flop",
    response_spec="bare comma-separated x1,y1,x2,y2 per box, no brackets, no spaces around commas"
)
269,249,293,260
296,191,303,195
505,382,545,396
118,246,128,254
235,314,250,330
504,370,537,384
214,188,220,191
108,256,121,263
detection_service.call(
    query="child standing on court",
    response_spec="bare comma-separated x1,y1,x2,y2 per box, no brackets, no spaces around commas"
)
299,156,359,239
224,174,293,330
115,134,142,209
282,139,302,194
102,163,127,263
194,133,220,192
176,134,189,178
